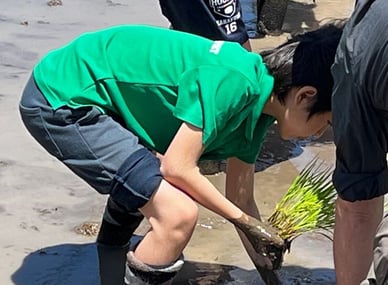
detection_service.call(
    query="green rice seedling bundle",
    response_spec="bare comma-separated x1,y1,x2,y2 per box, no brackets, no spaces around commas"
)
267,157,337,243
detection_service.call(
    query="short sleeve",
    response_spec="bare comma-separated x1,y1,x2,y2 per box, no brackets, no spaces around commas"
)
332,61,388,202
333,125,388,202
173,66,256,147
331,0,388,201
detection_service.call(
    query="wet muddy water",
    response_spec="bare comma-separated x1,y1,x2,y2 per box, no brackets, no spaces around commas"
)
173,126,336,284
0,0,353,284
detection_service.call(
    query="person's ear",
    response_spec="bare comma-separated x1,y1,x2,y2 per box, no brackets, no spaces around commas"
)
294,86,317,107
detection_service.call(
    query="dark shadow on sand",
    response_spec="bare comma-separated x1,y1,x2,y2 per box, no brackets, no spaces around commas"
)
11,242,335,285
11,243,100,285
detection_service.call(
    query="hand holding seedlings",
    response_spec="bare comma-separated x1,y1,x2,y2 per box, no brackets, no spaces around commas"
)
229,213,285,270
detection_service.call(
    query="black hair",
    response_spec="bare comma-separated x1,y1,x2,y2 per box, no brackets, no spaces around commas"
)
261,19,346,118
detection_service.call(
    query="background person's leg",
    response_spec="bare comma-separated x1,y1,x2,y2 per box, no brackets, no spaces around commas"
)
240,0,259,38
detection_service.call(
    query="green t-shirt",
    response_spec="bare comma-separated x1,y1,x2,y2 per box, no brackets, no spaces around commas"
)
34,25,275,163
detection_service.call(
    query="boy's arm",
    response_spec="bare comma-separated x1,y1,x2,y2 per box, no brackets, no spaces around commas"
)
161,122,283,268
161,122,244,220
225,157,283,282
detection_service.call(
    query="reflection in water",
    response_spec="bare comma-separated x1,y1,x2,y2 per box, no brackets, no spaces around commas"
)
174,261,236,284
199,125,306,175
199,125,334,175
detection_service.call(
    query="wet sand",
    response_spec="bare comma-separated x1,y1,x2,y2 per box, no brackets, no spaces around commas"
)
0,0,354,284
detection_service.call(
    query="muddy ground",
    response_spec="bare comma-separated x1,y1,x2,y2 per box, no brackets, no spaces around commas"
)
0,0,354,284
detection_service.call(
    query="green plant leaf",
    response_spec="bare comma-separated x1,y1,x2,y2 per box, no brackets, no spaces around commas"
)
267,157,336,241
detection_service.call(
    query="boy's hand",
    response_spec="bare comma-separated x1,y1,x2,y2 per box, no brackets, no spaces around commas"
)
228,213,285,270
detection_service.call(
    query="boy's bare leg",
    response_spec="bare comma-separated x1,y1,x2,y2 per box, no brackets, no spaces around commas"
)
134,180,198,265
124,180,197,284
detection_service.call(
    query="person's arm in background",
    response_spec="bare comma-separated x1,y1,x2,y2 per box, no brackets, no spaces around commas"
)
332,74,387,284
330,0,388,279
334,196,384,285
159,0,252,51
332,111,386,284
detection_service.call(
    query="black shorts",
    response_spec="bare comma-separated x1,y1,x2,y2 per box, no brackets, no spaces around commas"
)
159,0,249,44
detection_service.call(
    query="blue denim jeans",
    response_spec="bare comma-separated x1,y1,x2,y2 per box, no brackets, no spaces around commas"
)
240,0,258,38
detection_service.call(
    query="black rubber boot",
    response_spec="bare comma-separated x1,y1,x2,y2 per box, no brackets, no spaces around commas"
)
97,243,129,285
97,198,144,285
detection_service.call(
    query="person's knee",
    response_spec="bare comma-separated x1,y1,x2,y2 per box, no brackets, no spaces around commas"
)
169,200,198,241
159,196,198,244
143,181,198,244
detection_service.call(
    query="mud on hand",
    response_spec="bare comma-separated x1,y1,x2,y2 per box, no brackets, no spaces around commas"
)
228,213,286,270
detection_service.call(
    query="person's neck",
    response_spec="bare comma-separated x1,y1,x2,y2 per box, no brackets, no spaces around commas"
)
262,93,283,120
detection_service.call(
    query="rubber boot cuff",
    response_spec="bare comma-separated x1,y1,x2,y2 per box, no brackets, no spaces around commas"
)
125,251,184,285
